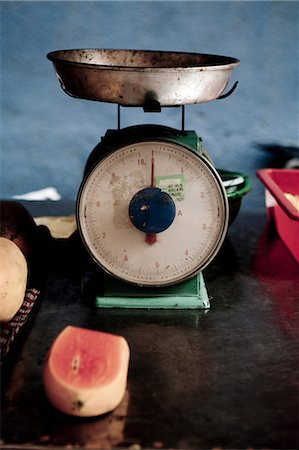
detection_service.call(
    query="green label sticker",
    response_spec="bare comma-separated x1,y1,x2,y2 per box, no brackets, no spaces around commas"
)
155,174,185,201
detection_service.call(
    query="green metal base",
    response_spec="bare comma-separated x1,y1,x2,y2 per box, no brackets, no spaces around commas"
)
95,272,210,309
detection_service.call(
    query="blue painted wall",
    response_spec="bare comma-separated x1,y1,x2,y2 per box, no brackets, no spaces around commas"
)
1,1,298,210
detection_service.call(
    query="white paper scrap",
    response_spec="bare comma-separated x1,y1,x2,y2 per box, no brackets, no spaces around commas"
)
13,187,61,201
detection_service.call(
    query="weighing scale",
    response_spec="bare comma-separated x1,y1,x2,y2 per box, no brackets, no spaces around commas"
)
47,49,249,309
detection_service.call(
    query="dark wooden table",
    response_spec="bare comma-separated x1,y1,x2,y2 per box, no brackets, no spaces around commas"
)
1,202,298,449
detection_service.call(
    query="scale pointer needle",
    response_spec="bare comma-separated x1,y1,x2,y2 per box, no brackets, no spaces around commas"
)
129,152,175,246
146,151,157,245
151,150,155,188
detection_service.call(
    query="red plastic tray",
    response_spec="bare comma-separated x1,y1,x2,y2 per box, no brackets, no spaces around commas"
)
257,169,299,264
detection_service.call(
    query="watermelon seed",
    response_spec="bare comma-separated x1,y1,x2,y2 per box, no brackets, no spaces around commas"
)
72,400,84,411
71,356,80,371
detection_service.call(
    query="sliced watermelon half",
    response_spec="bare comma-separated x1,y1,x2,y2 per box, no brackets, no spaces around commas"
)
43,326,130,417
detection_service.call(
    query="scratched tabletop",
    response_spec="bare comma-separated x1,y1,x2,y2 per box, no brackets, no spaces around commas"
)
1,200,298,450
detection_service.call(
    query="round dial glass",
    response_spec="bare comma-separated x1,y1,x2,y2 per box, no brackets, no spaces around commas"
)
77,140,228,286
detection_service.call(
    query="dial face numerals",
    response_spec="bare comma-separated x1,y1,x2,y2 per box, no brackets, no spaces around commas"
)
77,140,228,286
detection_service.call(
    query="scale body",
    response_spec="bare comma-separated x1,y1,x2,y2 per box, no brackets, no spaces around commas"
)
47,49,245,309
76,124,229,309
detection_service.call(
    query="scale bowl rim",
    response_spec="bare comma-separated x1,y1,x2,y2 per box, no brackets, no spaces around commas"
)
47,48,240,72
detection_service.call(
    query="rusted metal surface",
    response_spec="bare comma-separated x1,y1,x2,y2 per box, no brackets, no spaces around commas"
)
1,206,299,449
47,49,240,106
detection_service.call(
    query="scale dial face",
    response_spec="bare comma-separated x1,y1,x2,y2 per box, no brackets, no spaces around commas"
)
77,140,228,287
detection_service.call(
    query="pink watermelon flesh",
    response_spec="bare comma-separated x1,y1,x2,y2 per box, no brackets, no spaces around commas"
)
49,326,124,389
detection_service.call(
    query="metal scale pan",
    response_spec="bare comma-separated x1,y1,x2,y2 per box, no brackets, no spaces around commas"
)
47,49,240,106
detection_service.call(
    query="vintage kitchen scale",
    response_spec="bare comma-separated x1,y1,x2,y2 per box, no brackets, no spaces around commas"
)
47,49,249,309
